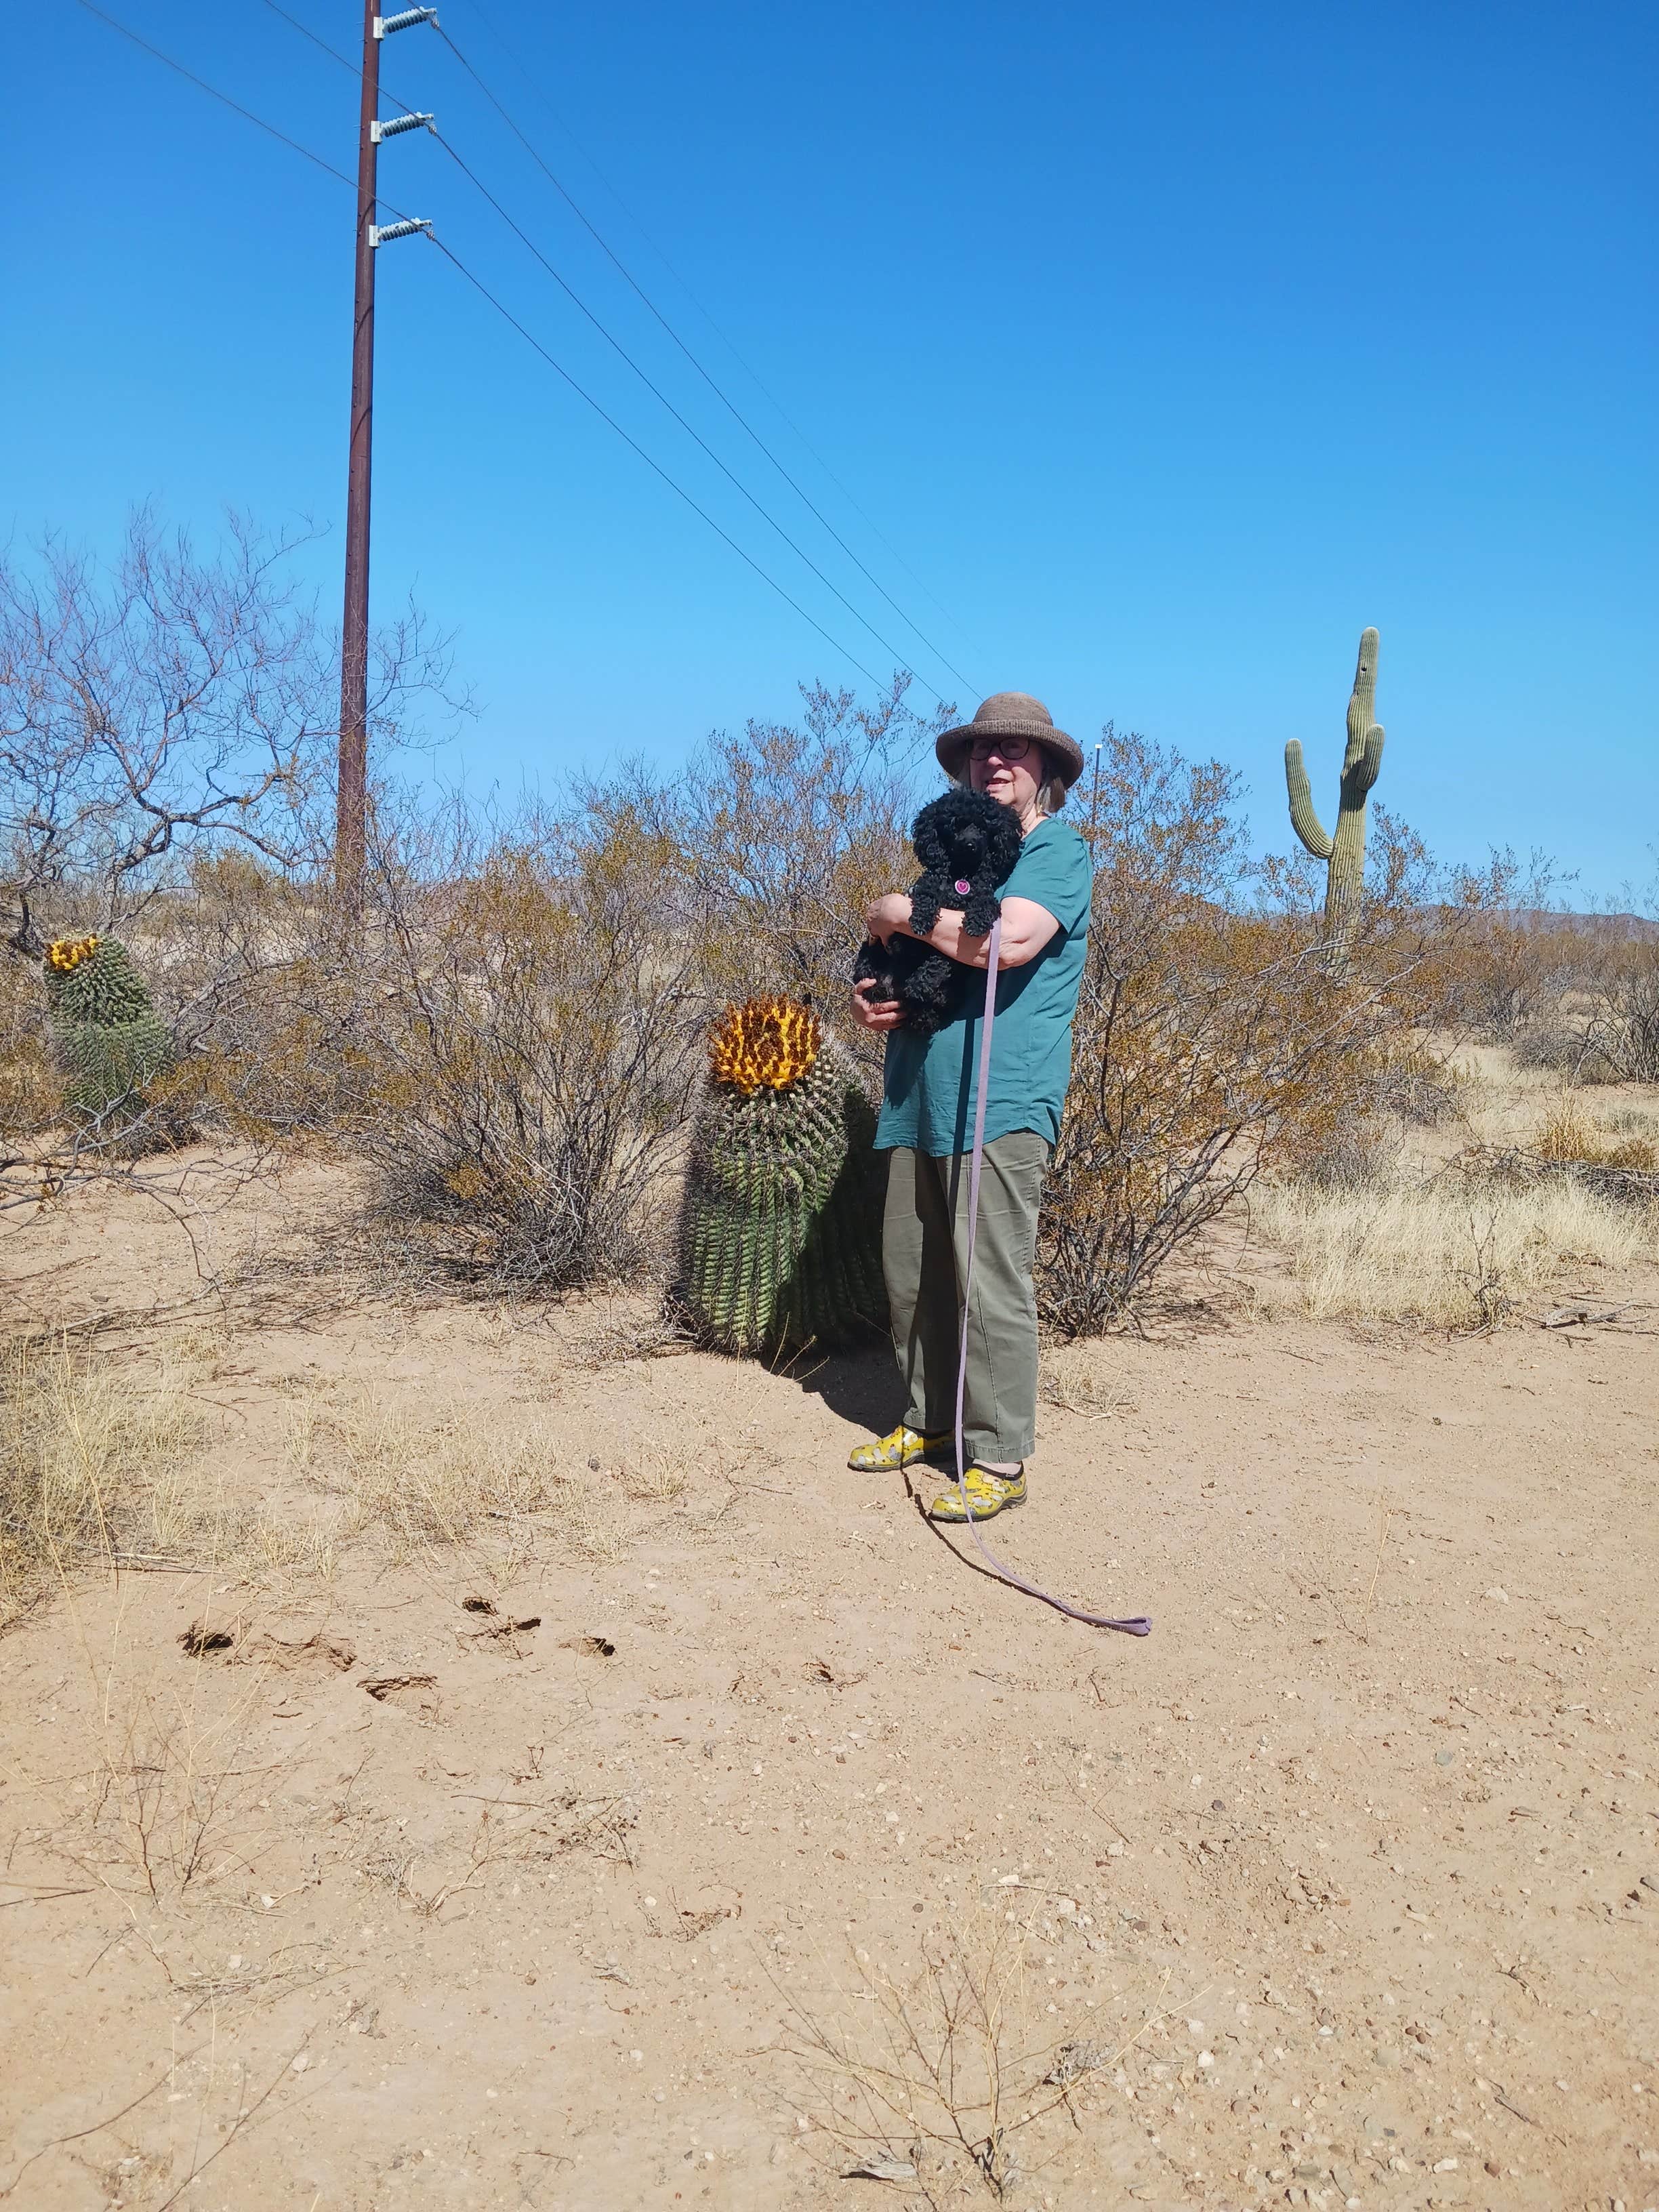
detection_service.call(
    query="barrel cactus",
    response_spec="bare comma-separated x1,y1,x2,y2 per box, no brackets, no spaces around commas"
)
42,935,176,1145
678,995,886,1354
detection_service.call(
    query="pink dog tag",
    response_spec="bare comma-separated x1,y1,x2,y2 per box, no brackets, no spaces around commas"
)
954,878,971,895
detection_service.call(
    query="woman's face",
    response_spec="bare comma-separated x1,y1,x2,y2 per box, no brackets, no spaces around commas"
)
968,740,1046,819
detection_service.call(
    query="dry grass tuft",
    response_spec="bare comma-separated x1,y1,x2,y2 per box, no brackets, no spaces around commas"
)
1252,1171,1652,1328
1533,1102,1658,1172
283,1386,641,1565
285,1389,567,1557
620,1448,688,1504
0,1335,211,1622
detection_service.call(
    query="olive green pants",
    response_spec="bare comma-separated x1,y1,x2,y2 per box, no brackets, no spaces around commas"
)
880,1134,1049,1466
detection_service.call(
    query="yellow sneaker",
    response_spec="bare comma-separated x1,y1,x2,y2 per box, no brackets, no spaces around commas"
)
847,1422,950,1473
927,1466,1027,1522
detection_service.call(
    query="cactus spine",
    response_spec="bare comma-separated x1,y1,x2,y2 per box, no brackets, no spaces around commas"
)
1284,628,1385,952
679,996,886,1354
41,935,176,1144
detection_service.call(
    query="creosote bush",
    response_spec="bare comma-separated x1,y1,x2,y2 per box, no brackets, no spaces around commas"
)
352,811,705,1292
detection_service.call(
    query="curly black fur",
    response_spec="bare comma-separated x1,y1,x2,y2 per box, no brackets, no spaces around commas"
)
852,789,1025,1034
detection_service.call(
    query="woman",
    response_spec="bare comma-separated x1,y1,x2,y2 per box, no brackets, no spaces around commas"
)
848,691,1092,1522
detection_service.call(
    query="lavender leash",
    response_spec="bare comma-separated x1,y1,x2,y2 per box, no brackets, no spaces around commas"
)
950,918,1151,1637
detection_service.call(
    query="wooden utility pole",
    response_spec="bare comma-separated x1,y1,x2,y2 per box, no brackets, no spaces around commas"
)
334,5,436,901
335,0,381,897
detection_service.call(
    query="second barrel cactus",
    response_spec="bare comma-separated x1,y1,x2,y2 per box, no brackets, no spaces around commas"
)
678,996,886,1354
42,935,176,1144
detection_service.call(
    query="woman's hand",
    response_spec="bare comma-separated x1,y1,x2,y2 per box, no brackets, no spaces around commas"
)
865,892,913,946
849,977,905,1033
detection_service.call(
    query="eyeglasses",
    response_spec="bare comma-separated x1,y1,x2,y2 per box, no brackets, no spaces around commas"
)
967,735,1032,763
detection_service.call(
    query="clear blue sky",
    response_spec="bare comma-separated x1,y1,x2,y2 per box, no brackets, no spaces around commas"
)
7,1,1655,895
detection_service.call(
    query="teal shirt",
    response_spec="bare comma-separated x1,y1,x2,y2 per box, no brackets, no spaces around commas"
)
874,815,1092,1157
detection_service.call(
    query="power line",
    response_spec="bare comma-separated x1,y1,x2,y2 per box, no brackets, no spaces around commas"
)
72,0,356,189
251,0,965,704
435,26,977,697
457,0,981,663
424,236,887,692
429,131,954,708
72,0,909,697
253,0,358,75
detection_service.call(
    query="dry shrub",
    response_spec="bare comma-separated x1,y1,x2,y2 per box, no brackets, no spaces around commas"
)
1039,731,1452,1331
1513,1012,1612,1081
0,954,62,1143
777,1901,1174,2203
152,852,392,1139
678,677,941,1076
1253,1171,1651,1328
0,508,451,922
350,813,704,1290
1366,1034,1468,1126
1582,937,1659,1084
49,1652,281,1904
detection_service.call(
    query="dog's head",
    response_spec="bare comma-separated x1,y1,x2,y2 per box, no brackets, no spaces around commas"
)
912,787,1024,882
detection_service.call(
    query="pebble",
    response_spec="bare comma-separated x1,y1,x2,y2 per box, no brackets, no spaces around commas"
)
1483,1586,1511,1603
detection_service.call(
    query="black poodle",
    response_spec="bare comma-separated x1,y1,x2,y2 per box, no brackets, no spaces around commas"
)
853,788,1025,1033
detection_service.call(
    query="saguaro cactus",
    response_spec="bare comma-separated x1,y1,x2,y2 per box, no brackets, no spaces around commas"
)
41,935,176,1143
1284,628,1385,951
678,996,886,1354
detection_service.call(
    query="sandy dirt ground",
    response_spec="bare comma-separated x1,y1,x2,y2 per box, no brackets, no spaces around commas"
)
1,1160,1656,2212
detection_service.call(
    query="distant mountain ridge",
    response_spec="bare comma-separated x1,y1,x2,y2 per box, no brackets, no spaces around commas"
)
1511,909,1659,940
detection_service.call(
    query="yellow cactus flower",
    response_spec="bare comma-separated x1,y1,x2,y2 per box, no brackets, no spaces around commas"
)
46,935,100,974
708,996,821,1094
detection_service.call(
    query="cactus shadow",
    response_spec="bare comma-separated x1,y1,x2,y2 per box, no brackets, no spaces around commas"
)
773,1336,899,1434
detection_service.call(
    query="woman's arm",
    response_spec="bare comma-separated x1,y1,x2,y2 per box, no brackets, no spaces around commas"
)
864,893,1061,971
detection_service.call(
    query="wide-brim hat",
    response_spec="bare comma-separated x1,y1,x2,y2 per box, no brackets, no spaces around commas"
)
935,691,1085,787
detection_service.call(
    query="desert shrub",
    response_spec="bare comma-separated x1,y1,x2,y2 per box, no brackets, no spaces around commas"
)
0,508,451,927
1037,731,1450,1330
149,852,395,1142
1513,1015,1603,1078
350,809,704,1292
677,677,941,1077
0,954,60,1145
1366,1036,1467,1126
1289,1111,1406,1192
1422,857,1586,1040
1583,939,1659,1083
